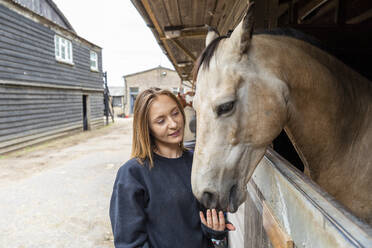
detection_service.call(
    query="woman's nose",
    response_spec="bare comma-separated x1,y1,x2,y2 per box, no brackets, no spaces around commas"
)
168,117,177,128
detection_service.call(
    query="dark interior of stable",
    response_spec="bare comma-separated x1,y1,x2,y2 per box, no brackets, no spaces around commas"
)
272,0,372,172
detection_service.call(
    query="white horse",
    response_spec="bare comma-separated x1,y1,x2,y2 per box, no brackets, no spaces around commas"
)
191,2,372,225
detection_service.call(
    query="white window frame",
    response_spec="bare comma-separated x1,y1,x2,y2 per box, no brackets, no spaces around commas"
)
90,50,99,71
54,35,73,65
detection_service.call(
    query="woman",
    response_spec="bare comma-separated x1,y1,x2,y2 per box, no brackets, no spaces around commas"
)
109,88,234,248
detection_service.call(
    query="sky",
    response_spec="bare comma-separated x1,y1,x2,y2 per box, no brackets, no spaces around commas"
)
53,0,174,86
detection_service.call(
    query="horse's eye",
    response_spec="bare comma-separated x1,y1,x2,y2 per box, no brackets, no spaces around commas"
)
217,101,235,116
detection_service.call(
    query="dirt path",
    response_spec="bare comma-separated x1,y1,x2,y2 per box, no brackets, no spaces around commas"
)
0,118,133,248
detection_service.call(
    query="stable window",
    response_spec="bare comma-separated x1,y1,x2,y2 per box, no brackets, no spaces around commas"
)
90,51,98,71
54,35,73,64
130,87,139,94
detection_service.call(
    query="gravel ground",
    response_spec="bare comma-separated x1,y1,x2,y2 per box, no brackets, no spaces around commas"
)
0,118,133,248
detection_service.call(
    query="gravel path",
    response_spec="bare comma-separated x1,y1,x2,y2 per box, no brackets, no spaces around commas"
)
0,118,133,248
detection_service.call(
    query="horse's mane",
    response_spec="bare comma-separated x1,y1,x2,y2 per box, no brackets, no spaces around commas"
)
192,35,228,82
192,28,330,82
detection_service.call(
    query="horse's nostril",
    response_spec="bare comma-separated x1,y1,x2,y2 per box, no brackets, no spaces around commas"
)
201,191,217,209
229,184,238,203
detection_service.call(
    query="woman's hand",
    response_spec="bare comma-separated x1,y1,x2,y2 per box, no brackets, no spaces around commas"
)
200,209,236,231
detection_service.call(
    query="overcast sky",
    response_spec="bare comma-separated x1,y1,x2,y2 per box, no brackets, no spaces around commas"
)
53,0,173,86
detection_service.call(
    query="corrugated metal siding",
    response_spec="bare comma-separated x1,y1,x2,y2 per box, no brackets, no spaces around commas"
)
0,4,103,89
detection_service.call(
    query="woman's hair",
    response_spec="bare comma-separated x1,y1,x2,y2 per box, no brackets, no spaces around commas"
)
131,87,186,168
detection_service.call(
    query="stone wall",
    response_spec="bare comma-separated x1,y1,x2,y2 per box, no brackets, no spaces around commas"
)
124,66,182,115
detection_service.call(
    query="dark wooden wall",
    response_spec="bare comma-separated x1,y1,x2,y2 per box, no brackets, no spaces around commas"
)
0,4,103,89
0,3,104,154
0,84,104,154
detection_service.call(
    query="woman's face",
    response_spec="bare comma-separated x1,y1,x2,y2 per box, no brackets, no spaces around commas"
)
148,94,184,148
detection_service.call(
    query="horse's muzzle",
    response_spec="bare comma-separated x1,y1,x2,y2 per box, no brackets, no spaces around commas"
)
200,184,239,212
201,191,218,209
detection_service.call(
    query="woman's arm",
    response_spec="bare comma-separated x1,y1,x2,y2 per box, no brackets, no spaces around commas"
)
109,165,148,248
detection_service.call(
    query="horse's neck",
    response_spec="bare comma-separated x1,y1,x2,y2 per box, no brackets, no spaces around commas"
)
276,38,372,179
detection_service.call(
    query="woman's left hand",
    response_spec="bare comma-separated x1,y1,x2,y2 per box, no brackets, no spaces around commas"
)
200,209,236,231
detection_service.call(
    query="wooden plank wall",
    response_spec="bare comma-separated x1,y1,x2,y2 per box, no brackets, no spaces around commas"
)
0,4,103,89
90,92,104,129
244,182,273,248
0,85,104,154
0,4,104,154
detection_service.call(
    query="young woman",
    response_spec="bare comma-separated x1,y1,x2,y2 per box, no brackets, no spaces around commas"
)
109,88,234,248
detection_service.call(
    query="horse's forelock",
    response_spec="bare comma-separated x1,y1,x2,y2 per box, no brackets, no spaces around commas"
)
192,36,227,82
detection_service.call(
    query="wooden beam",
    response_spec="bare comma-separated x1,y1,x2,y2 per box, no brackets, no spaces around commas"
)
254,0,270,29
209,0,228,30
347,9,372,24
278,2,289,19
334,0,346,24
140,0,183,73
160,27,208,40
298,0,330,23
262,201,294,248
181,80,193,89
288,0,295,24
170,39,197,61
231,2,251,29
269,0,279,29
219,0,244,35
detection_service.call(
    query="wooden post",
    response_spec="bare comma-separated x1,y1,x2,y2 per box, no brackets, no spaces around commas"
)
334,0,345,24
262,201,294,248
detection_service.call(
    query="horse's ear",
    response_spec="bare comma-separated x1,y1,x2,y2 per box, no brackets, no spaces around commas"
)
205,26,219,47
240,1,255,54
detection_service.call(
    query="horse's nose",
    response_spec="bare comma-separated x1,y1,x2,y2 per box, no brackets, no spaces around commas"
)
201,191,218,209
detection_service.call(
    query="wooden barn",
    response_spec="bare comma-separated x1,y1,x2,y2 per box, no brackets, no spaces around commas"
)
131,0,372,247
0,0,104,154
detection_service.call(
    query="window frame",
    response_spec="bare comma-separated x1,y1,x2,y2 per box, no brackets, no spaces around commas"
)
54,34,74,65
90,50,99,72
129,87,139,94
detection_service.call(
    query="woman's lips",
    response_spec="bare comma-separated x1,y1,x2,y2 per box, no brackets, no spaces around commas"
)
169,129,180,137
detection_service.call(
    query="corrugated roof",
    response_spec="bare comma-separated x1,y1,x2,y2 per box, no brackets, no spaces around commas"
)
108,86,125,96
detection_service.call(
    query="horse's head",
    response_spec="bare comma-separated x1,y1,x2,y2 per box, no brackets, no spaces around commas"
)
191,2,289,212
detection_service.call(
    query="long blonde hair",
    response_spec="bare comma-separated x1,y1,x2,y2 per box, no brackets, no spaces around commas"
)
131,87,186,168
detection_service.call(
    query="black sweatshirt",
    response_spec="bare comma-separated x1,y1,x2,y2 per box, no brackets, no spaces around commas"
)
109,150,215,248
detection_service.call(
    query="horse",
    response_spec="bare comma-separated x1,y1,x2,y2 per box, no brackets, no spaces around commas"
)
191,2,372,225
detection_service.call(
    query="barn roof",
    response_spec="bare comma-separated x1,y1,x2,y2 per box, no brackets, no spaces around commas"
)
109,86,125,97
2,0,101,49
131,0,372,85
11,0,75,32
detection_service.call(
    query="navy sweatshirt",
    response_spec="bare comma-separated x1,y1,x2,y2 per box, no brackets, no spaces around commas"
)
109,150,214,248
